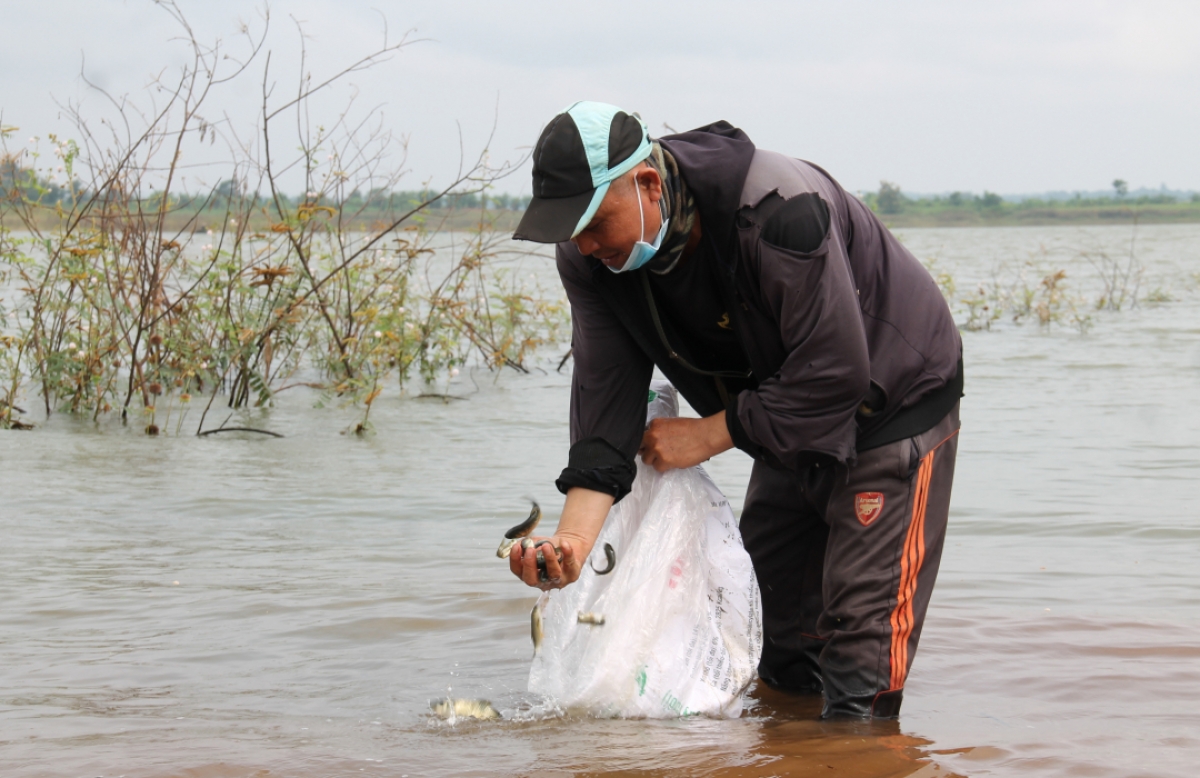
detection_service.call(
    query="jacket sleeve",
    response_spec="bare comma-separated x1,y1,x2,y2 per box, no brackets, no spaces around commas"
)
555,244,653,502
725,204,870,472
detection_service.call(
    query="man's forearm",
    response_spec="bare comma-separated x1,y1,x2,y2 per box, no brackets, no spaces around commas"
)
554,486,615,562
509,486,614,588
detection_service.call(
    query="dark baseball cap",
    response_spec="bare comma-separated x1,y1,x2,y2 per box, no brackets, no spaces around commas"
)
513,101,653,243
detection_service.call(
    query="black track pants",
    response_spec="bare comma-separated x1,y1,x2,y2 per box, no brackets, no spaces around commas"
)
739,404,960,719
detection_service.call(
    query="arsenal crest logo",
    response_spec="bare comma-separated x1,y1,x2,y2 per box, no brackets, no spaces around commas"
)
855,492,884,526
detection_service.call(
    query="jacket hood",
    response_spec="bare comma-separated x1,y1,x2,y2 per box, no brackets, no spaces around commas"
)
658,122,756,261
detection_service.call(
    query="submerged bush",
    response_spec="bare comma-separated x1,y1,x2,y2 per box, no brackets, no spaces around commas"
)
917,227,1178,334
0,4,565,433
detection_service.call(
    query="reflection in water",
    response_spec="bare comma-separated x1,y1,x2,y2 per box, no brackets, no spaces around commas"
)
2,225,1199,777
705,687,965,778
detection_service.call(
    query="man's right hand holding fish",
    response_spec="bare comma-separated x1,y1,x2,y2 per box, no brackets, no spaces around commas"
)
508,487,613,590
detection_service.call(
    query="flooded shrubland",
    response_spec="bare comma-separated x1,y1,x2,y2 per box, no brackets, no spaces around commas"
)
0,17,563,436
0,221,565,434
2,223,1198,777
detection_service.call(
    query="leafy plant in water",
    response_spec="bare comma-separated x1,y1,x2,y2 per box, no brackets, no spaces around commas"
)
0,3,558,433
924,247,1095,334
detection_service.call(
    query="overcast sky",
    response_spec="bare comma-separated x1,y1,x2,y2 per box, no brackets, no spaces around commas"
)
3,0,1198,196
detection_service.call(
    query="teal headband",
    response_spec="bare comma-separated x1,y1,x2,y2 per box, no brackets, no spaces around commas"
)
564,101,654,237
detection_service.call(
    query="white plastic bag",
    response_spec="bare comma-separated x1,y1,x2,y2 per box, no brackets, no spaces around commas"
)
529,382,762,718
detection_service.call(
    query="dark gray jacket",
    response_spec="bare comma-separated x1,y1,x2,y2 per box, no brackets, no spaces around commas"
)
555,123,961,500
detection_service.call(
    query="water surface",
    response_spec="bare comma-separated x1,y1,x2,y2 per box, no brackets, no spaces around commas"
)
2,224,1199,777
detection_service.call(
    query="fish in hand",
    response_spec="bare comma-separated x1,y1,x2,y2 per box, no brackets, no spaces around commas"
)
496,500,541,558
521,537,562,582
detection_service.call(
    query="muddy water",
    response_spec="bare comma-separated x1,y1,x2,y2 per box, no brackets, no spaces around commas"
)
2,224,1199,777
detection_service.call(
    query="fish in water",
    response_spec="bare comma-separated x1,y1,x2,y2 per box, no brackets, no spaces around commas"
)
496,500,541,558
577,611,605,626
590,542,616,575
432,697,501,721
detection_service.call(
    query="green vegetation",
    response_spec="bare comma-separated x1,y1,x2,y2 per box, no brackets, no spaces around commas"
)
862,182,1200,227
921,234,1167,334
0,5,564,434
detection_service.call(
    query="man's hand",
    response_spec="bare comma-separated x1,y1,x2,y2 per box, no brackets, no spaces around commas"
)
639,412,734,472
508,487,613,591
509,535,582,589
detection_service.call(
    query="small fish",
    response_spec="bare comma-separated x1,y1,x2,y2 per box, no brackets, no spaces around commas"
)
432,697,501,721
590,542,616,575
496,500,542,558
507,500,542,539
520,537,562,582
577,611,605,626
531,592,548,656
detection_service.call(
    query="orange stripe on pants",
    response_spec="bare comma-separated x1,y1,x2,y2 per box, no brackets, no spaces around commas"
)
888,449,935,691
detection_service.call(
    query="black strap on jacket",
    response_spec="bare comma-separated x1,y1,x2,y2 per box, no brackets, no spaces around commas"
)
856,357,963,452
638,270,753,382
639,269,751,412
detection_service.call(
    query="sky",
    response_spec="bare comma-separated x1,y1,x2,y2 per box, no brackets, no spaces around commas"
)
2,0,1199,197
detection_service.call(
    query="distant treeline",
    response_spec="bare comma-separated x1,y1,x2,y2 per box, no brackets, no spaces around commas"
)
861,181,1200,226
5,155,1199,229
0,160,532,213
321,189,533,212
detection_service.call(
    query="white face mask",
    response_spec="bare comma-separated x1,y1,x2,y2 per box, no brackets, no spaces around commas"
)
607,177,668,274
